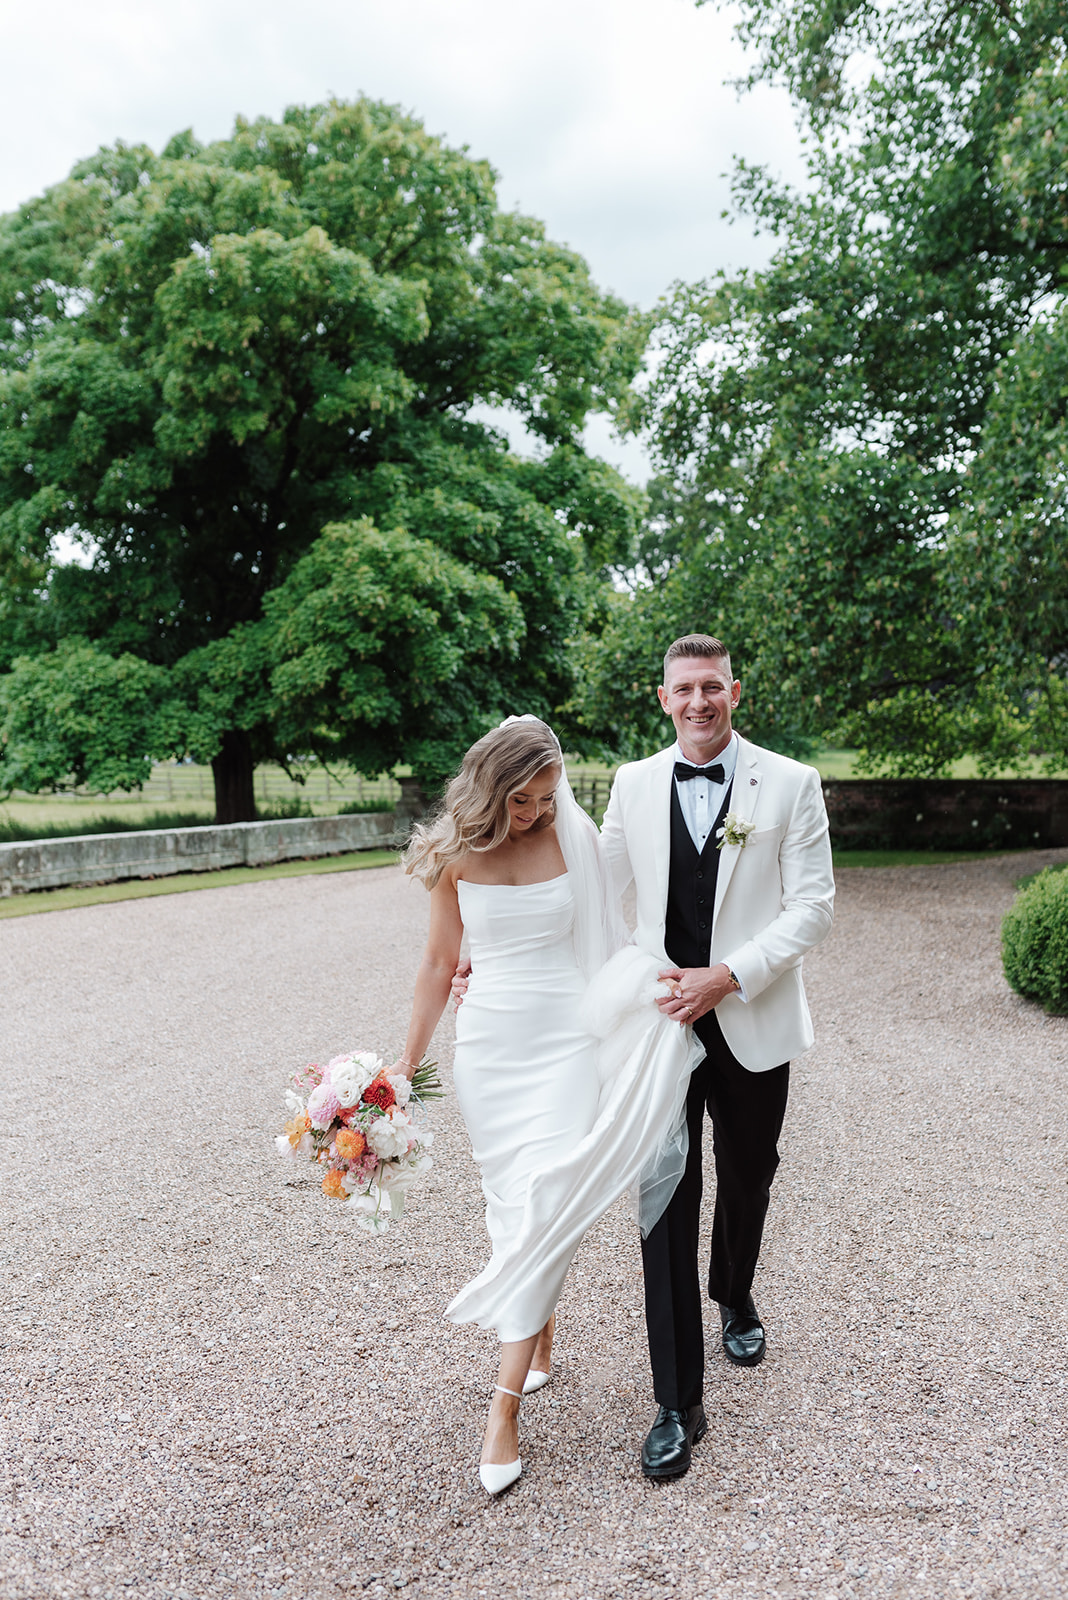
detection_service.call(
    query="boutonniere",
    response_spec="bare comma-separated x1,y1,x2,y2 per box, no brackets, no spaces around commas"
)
716,812,756,851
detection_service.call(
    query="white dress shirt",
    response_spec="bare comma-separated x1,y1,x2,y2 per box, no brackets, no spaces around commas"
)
670,733,739,852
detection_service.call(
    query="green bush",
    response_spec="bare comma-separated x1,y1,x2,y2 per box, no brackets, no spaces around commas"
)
338,799,395,815
0,810,210,844
255,799,315,821
1002,868,1068,1014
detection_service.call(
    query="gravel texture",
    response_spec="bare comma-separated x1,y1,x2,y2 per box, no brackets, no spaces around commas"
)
1,849,1067,1600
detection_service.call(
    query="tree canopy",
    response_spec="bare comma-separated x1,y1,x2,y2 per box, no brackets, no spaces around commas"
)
0,99,644,818
582,0,1068,771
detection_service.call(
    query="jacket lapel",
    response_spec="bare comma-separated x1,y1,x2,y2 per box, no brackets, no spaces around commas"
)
714,738,761,919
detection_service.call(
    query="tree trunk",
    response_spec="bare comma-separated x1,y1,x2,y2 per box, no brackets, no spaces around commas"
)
212,730,257,824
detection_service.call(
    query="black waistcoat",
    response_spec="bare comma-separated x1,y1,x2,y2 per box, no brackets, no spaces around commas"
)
664,778,735,971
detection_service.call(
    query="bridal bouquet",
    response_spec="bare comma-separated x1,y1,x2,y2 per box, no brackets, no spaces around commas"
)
276,1050,442,1233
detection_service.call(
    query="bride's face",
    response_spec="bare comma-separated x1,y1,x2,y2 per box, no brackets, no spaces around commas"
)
506,765,560,836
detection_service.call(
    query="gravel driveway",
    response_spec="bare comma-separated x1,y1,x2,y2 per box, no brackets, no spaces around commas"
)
1,850,1066,1600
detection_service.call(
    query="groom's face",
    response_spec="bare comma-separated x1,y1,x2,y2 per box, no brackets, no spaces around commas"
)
658,655,740,764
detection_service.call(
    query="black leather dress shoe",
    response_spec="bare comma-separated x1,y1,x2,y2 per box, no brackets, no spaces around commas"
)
640,1404,707,1480
719,1294,766,1366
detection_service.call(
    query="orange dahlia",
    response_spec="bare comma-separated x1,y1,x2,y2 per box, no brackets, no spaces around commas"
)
321,1170,347,1199
335,1128,366,1162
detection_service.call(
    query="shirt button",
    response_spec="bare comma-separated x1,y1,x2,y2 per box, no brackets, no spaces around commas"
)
698,921,708,930
696,870,704,879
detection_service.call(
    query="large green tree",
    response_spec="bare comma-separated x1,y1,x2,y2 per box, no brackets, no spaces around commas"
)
583,0,1068,770
0,100,644,818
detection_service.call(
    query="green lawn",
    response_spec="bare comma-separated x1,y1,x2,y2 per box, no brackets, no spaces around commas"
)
3,750,1064,850
810,748,1068,780
0,759,401,837
2,749,1064,843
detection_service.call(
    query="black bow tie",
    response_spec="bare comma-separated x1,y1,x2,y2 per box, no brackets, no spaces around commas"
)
674,761,725,784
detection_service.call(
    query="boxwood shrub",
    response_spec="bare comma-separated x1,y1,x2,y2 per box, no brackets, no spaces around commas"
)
1002,867,1068,1014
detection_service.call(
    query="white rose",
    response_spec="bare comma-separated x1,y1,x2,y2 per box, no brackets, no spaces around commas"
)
284,1090,306,1115
366,1110,411,1160
387,1073,412,1107
329,1052,381,1107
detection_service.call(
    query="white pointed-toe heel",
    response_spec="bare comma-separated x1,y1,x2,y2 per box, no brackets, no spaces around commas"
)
522,1368,551,1395
479,1385,522,1496
479,1456,522,1495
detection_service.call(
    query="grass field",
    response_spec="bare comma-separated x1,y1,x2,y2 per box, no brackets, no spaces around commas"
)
2,750,1064,844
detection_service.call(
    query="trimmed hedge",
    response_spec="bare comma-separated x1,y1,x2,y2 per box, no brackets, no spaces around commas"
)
1002,868,1068,1014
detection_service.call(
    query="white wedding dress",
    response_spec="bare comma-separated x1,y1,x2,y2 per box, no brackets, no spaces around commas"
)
446,871,702,1343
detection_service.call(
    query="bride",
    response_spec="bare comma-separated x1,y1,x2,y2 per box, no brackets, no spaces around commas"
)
394,718,699,1494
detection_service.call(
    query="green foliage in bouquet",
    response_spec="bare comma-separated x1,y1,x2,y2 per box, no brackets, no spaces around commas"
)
1002,869,1068,1015
410,1057,444,1103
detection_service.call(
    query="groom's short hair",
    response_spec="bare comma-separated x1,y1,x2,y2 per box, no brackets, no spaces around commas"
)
663,634,732,681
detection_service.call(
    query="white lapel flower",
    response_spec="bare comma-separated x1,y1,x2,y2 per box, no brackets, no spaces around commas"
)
716,811,756,851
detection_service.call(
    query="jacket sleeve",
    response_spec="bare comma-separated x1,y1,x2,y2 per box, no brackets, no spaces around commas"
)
723,765,835,1000
598,765,636,901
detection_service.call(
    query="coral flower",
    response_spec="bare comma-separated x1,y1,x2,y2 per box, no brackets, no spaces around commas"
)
321,1170,347,1199
335,1128,366,1162
284,1112,311,1148
362,1075,396,1113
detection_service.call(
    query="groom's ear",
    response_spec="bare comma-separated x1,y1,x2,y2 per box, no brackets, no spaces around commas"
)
657,685,671,714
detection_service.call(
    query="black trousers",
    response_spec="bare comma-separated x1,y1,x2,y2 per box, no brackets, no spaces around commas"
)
640,1013,789,1410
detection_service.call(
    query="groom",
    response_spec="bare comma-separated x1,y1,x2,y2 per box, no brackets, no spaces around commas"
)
600,634,835,1480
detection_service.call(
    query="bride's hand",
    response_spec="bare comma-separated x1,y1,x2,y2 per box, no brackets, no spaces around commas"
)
656,963,736,1025
390,1058,416,1082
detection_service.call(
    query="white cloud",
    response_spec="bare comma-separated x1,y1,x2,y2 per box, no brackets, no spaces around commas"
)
3,0,805,481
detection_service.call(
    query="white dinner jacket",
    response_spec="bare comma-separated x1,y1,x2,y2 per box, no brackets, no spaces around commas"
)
599,737,835,1072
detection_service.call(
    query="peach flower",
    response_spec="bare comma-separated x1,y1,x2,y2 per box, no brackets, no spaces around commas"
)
284,1111,312,1149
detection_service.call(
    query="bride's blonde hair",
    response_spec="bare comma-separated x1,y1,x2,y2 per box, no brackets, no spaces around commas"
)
404,720,562,888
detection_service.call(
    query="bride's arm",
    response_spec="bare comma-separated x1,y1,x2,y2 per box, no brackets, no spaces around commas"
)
393,872,464,1080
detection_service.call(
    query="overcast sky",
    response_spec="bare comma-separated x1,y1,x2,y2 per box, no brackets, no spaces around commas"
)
1,0,803,480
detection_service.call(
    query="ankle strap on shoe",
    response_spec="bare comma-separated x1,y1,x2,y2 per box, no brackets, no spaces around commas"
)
494,1384,524,1399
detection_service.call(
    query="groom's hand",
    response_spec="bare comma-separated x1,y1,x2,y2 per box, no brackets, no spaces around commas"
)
450,957,472,1011
657,963,737,1025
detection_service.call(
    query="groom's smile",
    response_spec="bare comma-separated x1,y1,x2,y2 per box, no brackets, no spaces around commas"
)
658,655,741,764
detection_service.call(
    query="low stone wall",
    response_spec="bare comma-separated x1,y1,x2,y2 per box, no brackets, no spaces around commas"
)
6,777,1065,895
823,779,1068,852
0,812,405,897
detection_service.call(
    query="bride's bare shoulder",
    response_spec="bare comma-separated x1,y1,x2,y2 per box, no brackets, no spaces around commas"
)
454,845,502,886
